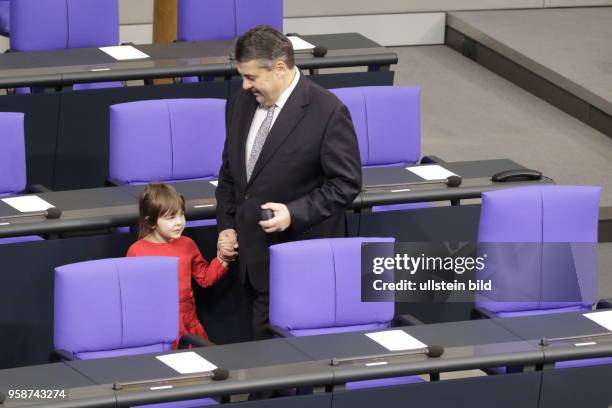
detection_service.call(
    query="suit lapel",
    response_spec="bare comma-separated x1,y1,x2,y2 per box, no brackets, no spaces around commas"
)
247,76,309,185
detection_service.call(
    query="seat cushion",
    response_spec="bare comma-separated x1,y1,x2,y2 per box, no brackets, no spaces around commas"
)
76,343,171,360
290,322,390,337
346,375,424,390
0,235,44,245
73,81,123,90
136,397,218,407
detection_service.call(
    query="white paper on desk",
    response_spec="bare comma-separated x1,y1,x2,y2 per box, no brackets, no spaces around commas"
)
365,330,427,351
100,45,150,61
156,351,217,374
583,310,612,331
1,196,54,213
406,165,458,181
288,36,315,51
209,180,218,187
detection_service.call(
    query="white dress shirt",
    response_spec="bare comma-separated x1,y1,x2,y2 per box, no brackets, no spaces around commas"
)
245,67,301,165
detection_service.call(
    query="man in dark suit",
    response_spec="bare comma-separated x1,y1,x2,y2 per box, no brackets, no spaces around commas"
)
216,26,361,340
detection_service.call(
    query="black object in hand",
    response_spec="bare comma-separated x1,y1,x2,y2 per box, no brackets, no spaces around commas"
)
261,209,274,221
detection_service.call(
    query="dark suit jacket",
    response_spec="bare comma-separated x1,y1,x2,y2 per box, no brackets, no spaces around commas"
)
216,74,362,292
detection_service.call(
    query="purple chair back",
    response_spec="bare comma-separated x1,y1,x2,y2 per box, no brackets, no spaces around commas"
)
178,0,283,42
331,86,421,167
235,0,283,36
54,257,179,359
270,237,395,336
0,112,26,196
476,186,601,317
0,0,9,35
10,0,118,51
109,98,226,184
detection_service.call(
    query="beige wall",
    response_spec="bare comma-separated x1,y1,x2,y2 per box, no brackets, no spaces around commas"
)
52,0,612,46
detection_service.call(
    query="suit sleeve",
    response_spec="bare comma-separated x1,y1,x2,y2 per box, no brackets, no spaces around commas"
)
286,103,362,234
215,96,237,231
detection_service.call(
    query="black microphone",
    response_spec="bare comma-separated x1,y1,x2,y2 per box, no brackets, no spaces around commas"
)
211,367,229,381
330,345,444,366
539,332,612,346
311,45,327,57
0,206,62,221
364,175,462,191
112,367,230,390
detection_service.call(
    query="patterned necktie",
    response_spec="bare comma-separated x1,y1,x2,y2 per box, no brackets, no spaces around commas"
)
246,105,276,181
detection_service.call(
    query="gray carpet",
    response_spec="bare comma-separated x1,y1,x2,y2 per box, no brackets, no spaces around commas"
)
447,7,612,116
390,45,612,207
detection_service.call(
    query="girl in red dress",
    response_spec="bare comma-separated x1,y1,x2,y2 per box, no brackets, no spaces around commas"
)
127,183,231,347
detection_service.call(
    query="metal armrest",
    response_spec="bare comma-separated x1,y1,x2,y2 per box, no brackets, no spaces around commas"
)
471,307,497,319
596,298,612,309
105,178,122,187
266,324,294,338
26,184,52,193
53,349,77,361
178,334,214,349
420,155,447,164
394,314,424,326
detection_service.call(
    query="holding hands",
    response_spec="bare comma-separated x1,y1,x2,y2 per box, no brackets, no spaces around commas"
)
217,228,238,265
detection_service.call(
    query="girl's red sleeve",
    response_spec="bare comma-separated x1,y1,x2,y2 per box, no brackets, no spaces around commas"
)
188,239,228,288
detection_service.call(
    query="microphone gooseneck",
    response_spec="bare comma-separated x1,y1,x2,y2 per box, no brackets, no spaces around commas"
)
330,344,445,366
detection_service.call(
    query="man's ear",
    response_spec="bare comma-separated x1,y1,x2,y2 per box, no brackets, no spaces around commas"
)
274,60,287,73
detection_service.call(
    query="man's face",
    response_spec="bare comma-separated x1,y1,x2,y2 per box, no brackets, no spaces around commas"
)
237,59,286,107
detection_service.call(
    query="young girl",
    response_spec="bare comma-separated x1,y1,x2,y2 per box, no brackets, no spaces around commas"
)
127,183,231,347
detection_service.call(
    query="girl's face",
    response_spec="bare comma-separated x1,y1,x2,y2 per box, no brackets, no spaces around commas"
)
152,211,185,242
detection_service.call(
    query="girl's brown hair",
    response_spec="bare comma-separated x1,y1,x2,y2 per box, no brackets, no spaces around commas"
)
138,183,185,239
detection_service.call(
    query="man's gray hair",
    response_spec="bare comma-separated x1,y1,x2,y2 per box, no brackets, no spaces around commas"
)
234,25,295,69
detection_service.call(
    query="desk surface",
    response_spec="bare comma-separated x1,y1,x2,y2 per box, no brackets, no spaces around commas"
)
0,362,116,408
284,319,542,383
2,314,611,407
359,159,548,207
492,311,612,363
0,159,550,238
0,33,397,88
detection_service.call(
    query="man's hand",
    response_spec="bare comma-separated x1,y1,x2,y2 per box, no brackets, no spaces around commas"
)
217,228,238,262
259,203,291,233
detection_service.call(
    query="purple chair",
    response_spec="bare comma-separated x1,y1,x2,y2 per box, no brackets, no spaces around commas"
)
177,0,283,83
54,257,218,407
476,185,610,369
9,0,121,91
0,112,43,244
270,237,425,390
0,0,9,36
178,0,283,43
331,86,431,212
476,185,600,317
110,98,226,227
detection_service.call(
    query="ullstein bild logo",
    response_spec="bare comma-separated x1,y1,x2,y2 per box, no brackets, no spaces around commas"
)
361,241,597,303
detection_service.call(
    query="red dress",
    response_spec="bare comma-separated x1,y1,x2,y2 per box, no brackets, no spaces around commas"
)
127,236,227,348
